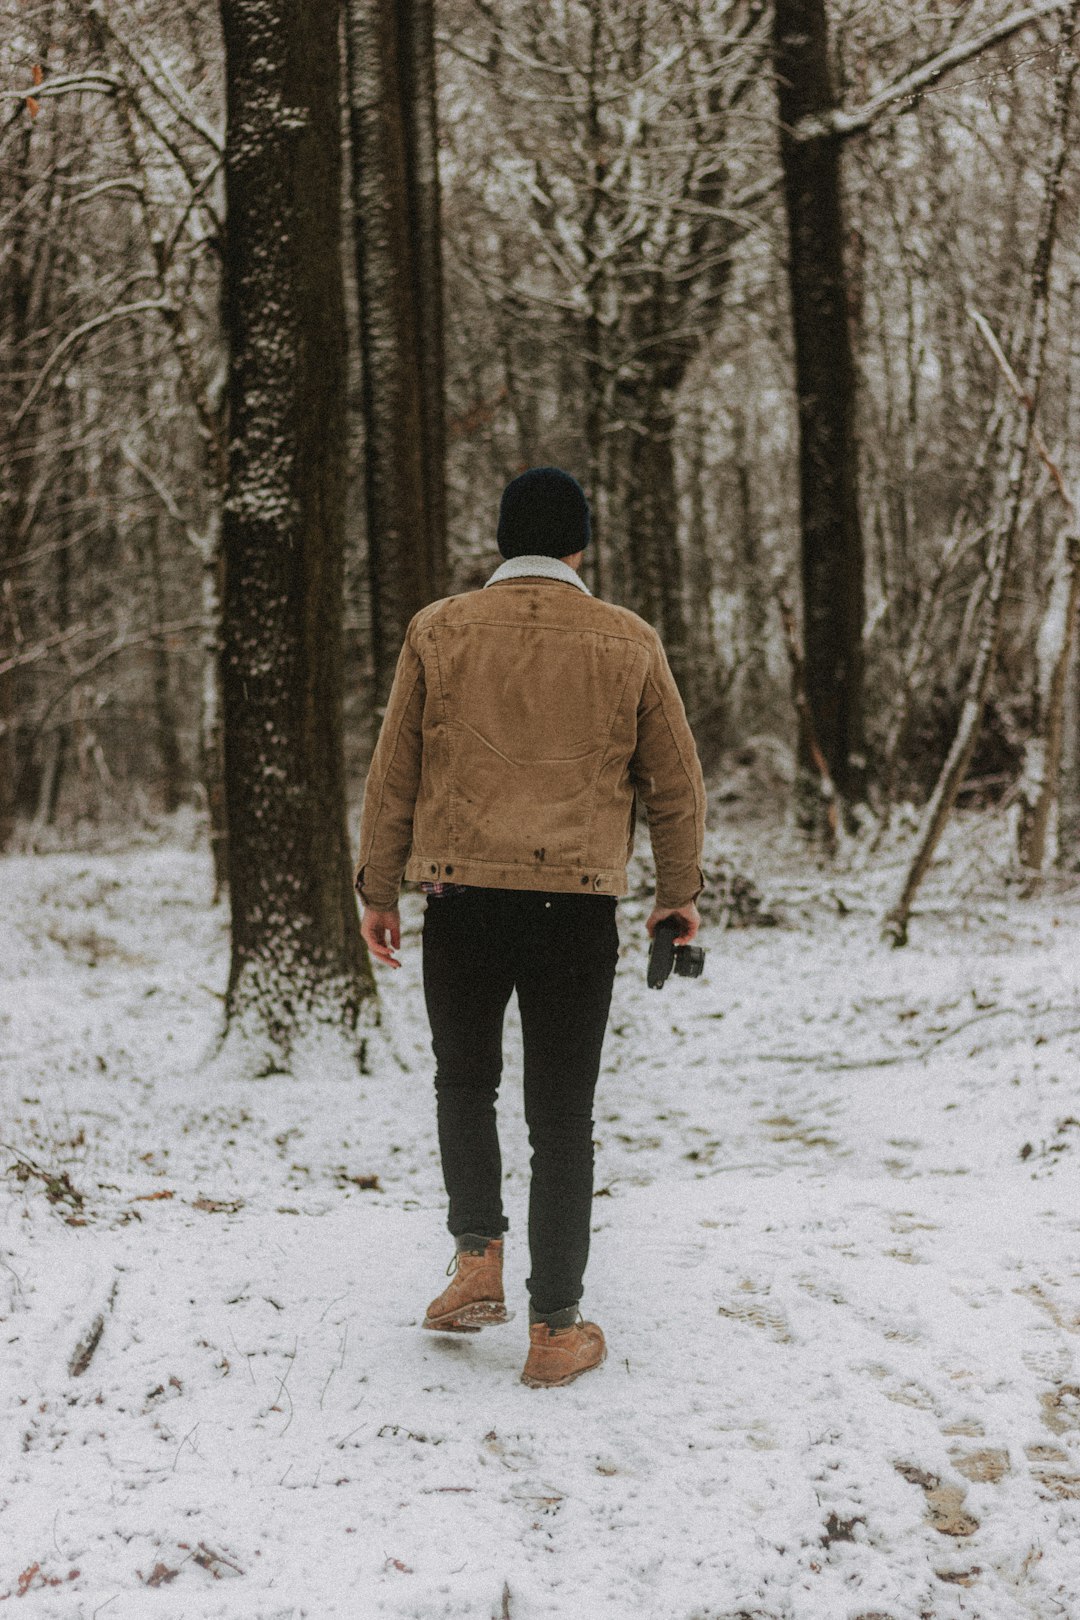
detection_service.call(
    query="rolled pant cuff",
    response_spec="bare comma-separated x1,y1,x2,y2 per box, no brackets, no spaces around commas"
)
529,1302,580,1329
456,1230,502,1254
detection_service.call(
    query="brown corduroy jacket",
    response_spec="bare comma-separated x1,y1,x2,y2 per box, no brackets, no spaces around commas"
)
354,565,706,911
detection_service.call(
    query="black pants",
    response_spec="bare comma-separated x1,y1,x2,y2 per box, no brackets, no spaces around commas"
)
421,885,619,1316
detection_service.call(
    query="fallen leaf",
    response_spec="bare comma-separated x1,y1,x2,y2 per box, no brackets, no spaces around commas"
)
17,1565,40,1597
144,1563,179,1587
335,1170,381,1191
191,1541,243,1577
133,1189,175,1202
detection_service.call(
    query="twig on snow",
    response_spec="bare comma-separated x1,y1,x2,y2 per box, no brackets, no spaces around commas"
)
271,1340,298,1433
172,1424,200,1470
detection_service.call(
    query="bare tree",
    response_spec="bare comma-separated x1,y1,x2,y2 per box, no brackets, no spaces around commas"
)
885,0,1080,944
441,0,772,715
772,0,1075,824
1,0,226,857
217,0,369,1070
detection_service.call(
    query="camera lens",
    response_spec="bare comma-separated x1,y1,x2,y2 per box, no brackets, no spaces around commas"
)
673,945,705,979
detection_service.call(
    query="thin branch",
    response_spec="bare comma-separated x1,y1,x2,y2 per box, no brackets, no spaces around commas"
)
795,0,1072,142
0,623,91,679
25,620,206,736
968,306,1077,516
0,72,120,101
12,300,173,429
86,1,224,154
120,441,213,559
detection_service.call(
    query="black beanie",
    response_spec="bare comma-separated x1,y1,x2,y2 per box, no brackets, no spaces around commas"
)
496,466,591,559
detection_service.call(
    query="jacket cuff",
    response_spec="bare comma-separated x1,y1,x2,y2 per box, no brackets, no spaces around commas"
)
655,863,705,911
354,863,400,910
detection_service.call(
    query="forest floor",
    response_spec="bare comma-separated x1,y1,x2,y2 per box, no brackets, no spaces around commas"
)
2,793,1080,1620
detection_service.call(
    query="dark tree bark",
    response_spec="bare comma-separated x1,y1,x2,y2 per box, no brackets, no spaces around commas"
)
619,398,695,714
773,0,867,815
0,119,51,847
731,406,769,718
218,0,369,1069
145,514,184,815
1019,529,1080,870
345,0,447,709
401,0,447,579
199,532,229,901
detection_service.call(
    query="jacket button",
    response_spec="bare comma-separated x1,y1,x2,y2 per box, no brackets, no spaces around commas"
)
581,875,589,885
430,864,437,873
445,865,454,875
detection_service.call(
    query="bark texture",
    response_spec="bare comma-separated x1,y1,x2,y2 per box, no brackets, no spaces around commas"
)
774,0,867,812
1018,529,1080,868
345,0,447,709
218,0,368,1065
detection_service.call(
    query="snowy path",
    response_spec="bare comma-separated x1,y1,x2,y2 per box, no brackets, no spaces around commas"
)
2,834,1079,1618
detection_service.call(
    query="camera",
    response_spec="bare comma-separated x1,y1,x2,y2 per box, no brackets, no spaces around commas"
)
647,916,706,989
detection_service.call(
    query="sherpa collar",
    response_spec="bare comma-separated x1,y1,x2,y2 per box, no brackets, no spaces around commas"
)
483,554,592,595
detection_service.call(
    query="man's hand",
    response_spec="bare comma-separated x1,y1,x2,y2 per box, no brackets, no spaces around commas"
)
361,906,401,968
646,901,700,945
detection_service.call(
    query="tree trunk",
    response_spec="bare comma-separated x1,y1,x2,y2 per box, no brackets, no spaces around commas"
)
218,0,369,1071
732,405,769,720
1017,529,1080,870
0,122,44,848
400,0,447,577
145,513,184,815
345,0,447,708
687,402,724,710
199,521,229,902
620,404,695,712
773,0,867,815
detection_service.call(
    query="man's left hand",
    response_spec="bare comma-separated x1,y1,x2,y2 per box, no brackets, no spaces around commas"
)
646,901,700,945
361,906,401,968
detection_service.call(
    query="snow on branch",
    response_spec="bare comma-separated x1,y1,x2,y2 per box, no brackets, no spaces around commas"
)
12,300,173,429
791,0,1071,143
0,71,120,101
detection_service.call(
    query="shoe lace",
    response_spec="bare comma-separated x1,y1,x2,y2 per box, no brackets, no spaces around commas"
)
446,1241,495,1277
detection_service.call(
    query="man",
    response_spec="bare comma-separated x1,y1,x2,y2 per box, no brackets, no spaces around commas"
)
355,466,705,1388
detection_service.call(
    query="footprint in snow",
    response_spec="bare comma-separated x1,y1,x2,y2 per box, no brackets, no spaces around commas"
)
1026,1441,1080,1499
894,1462,979,1538
716,1279,792,1343
1038,1382,1080,1434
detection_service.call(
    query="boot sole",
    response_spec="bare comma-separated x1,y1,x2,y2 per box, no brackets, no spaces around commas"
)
520,1346,607,1388
422,1301,512,1332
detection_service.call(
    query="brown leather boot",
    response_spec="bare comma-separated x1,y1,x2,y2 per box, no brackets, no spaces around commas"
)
520,1316,606,1387
422,1239,510,1332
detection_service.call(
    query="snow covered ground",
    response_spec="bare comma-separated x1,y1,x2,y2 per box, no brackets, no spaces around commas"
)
2,808,1080,1619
